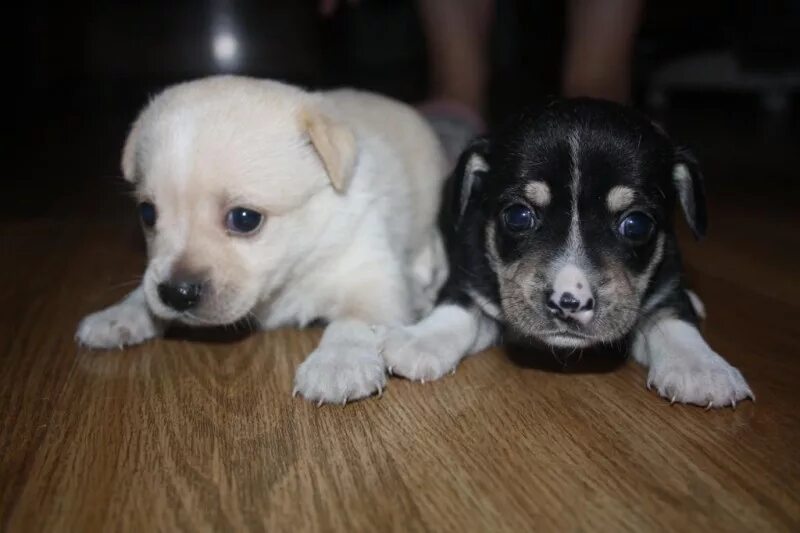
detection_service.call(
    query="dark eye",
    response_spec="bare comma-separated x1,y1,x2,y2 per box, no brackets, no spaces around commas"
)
225,207,264,234
138,202,156,228
618,211,655,244
501,204,537,233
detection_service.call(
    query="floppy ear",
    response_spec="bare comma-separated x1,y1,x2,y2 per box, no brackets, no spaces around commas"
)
304,109,357,193
673,146,708,239
452,136,491,226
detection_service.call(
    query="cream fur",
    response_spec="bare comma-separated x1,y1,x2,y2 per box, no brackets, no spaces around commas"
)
76,75,449,404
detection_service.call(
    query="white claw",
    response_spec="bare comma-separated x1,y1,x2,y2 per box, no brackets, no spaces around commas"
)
646,380,652,391
317,399,324,408
376,385,383,397
706,401,713,410
292,388,299,398
670,395,677,405
449,368,456,376
420,378,426,384
342,397,348,406
387,366,393,375
731,398,737,409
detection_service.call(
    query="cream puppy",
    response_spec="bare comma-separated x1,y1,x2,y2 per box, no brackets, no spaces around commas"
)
76,76,448,404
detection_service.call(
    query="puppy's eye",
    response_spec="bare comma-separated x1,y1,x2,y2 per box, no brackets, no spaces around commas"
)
225,207,264,234
138,202,156,228
618,211,655,244
501,204,537,233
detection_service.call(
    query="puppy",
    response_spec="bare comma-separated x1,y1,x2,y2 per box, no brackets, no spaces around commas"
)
380,99,753,408
76,75,449,404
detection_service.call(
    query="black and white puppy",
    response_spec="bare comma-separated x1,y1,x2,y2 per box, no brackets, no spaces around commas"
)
380,99,753,408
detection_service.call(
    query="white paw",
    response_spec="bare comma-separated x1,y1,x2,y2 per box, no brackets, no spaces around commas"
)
76,303,160,349
293,344,386,405
380,326,458,383
647,353,754,408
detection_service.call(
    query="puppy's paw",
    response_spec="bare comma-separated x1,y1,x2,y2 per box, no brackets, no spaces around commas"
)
647,353,754,408
76,303,160,349
293,345,386,405
380,326,459,383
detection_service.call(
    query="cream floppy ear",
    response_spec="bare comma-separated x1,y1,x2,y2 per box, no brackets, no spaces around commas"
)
304,109,357,192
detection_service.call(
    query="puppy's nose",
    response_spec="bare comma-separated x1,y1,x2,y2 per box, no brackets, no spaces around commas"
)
547,264,595,325
558,292,581,312
157,281,202,311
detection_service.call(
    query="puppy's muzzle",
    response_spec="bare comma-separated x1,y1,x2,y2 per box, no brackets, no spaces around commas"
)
157,280,203,311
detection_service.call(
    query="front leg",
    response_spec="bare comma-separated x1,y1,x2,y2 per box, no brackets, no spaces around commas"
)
76,286,164,349
293,319,387,405
292,255,413,405
632,314,753,408
379,303,500,382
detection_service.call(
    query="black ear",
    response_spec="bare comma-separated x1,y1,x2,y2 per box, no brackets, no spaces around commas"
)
451,136,491,226
673,146,708,239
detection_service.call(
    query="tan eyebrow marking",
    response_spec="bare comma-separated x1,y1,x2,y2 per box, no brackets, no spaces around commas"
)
607,185,636,212
525,181,551,207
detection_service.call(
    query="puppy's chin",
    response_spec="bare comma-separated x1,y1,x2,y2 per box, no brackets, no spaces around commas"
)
539,333,596,349
154,306,252,328
174,311,246,327
505,318,608,349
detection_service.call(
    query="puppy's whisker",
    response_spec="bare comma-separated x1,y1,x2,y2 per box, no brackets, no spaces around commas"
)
243,311,259,331
105,278,143,291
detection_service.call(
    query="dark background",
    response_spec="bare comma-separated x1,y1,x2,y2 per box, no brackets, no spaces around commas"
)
6,0,800,227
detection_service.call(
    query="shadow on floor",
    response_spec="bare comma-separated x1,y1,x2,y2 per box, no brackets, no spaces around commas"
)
504,339,629,374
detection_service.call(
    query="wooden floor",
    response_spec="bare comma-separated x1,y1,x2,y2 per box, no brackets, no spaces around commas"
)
2,139,800,530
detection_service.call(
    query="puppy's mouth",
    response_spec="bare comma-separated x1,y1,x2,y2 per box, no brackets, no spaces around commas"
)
158,307,255,330
538,330,596,349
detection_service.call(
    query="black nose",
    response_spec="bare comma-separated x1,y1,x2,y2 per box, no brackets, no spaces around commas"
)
157,281,202,311
558,292,581,312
